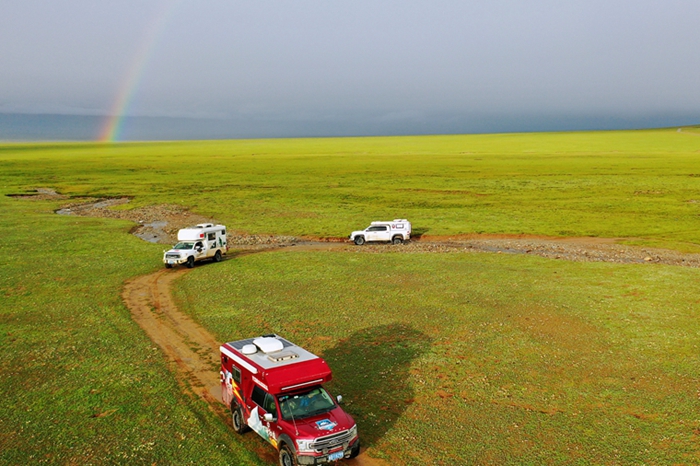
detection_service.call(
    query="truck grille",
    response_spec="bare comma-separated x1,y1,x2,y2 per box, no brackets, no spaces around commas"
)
165,254,180,259
311,429,352,452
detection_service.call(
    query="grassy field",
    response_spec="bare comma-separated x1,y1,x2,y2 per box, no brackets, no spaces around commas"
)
1,128,700,464
173,249,700,464
1,127,699,249
0,195,265,464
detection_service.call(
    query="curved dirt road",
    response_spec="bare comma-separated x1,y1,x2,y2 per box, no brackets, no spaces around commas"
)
122,247,385,466
123,267,223,405
121,237,700,465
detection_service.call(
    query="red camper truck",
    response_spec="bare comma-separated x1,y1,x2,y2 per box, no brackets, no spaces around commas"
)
220,334,360,465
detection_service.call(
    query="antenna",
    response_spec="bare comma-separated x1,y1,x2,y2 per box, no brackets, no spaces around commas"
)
290,397,299,436
281,394,300,436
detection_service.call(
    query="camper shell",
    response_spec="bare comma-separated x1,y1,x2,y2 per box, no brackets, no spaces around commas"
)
349,219,412,245
221,334,360,465
163,223,227,268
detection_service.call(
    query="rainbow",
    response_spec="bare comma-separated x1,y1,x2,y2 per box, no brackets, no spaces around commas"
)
99,1,181,142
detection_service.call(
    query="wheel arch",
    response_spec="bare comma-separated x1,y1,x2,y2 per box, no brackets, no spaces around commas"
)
277,434,296,452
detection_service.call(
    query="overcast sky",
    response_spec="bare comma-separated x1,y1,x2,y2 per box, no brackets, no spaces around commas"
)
1,0,699,136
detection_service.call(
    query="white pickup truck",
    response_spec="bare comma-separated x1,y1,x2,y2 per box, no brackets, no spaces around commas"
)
349,219,412,245
163,223,228,268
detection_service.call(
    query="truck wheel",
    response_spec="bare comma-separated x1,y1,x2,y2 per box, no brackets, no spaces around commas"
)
232,406,248,434
279,445,298,466
392,236,403,245
164,263,172,269
186,256,195,268
354,236,365,246
349,440,361,458
214,250,222,262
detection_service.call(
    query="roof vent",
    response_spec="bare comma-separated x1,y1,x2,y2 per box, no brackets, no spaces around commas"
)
267,351,299,363
242,344,257,355
196,223,214,228
253,337,284,354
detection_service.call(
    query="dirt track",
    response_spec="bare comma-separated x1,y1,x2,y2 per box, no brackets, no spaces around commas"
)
15,191,700,463
120,237,700,465
47,194,700,268
368,234,700,267
122,249,385,466
122,268,223,406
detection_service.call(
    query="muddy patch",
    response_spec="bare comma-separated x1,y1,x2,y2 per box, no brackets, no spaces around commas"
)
6,187,68,200
355,237,700,268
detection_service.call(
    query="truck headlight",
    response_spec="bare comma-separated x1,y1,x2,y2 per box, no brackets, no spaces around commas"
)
296,439,314,453
348,425,358,440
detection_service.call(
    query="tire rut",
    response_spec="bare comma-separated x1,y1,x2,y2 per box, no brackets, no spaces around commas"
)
122,246,385,466
121,236,700,465
123,268,222,406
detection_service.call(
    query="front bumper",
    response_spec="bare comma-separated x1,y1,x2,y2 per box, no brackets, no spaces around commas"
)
296,438,360,465
163,256,187,265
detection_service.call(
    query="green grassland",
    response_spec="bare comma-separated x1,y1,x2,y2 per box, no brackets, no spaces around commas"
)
0,195,266,465
174,249,700,464
1,128,700,464
1,127,700,249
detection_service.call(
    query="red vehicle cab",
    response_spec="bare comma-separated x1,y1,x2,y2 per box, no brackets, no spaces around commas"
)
220,334,360,465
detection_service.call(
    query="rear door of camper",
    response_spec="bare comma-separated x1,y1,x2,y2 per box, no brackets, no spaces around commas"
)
205,230,218,257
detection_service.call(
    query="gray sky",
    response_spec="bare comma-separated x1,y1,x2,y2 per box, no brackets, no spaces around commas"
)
1,0,699,136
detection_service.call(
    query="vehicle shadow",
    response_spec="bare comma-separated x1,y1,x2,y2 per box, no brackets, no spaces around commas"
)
410,227,428,240
322,323,431,447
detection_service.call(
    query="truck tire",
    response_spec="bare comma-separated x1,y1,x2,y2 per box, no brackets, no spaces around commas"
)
392,236,403,245
164,263,172,269
214,250,222,262
349,440,361,458
186,256,195,268
232,405,248,434
279,444,298,466
354,236,365,246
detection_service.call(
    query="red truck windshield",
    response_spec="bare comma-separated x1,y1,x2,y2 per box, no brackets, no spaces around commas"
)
278,387,335,420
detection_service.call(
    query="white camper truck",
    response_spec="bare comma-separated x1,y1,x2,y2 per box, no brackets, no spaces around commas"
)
349,219,412,245
163,223,228,268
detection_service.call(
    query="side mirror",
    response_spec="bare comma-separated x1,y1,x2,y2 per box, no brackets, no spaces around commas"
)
336,395,343,404
263,413,277,422
197,248,203,253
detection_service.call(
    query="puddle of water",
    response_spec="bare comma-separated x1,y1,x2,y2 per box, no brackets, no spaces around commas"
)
134,221,170,244
136,234,164,243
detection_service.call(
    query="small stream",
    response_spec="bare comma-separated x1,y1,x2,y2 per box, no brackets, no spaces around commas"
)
56,198,173,244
